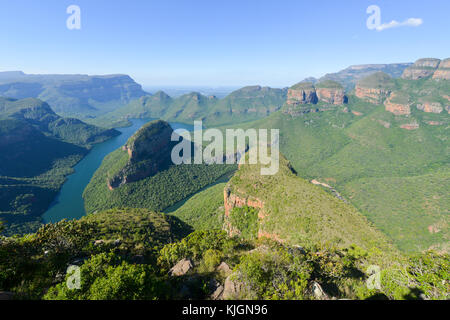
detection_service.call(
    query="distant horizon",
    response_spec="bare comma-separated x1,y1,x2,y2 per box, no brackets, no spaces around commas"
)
0,58,432,89
1,0,449,87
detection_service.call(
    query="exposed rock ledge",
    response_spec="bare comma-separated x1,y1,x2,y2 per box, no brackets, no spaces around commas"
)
384,93,411,115
417,102,443,114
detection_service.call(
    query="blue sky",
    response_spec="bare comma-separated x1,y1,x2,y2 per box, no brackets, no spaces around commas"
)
0,0,449,87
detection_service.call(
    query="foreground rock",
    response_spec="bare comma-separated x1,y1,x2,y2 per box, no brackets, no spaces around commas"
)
169,258,193,276
223,274,247,300
311,281,329,300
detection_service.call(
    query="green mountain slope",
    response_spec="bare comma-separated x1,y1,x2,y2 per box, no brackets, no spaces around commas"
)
225,153,396,254
83,120,237,214
0,98,120,235
93,85,287,128
0,97,119,146
0,72,147,118
167,182,227,231
215,73,449,253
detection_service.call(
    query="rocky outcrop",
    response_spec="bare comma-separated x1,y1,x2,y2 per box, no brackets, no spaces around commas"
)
432,58,450,80
223,188,264,218
286,81,347,106
384,93,411,115
355,72,394,104
400,123,420,130
223,274,247,300
107,120,177,189
311,282,329,300
286,82,317,105
223,187,266,238
355,87,391,104
169,258,193,276
426,121,443,126
402,58,441,80
316,86,347,105
417,102,443,114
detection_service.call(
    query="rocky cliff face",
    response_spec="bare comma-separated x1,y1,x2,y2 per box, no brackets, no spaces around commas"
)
315,80,347,105
286,81,347,107
316,87,347,105
417,102,443,114
432,58,450,80
286,82,318,105
223,187,265,237
355,86,391,104
384,93,411,115
354,72,394,104
402,58,445,80
107,120,176,189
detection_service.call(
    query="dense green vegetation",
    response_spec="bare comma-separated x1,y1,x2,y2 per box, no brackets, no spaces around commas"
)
230,206,259,240
0,98,119,235
226,154,398,256
216,75,449,253
0,72,147,118
92,85,287,128
168,182,228,231
84,119,237,215
1,215,447,300
84,150,236,214
0,97,119,146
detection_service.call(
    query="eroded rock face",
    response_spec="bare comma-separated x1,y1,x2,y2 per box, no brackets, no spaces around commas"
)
311,282,329,300
316,87,347,105
223,187,266,238
286,83,318,105
169,258,193,276
107,120,177,189
355,87,391,104
223,188,264,218
223,274,247,300
402,58,441,80
400,123,420,130
417,102,443,114
384,94,411,115
432,58,450,80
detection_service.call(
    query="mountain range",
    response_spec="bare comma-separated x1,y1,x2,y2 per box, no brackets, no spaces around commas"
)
0,58,448,300
0,72,147,117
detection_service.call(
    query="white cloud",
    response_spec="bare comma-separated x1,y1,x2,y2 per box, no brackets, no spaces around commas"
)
376,18,423,31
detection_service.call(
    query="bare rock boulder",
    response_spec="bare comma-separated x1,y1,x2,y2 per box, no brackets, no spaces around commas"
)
169,258,193,276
